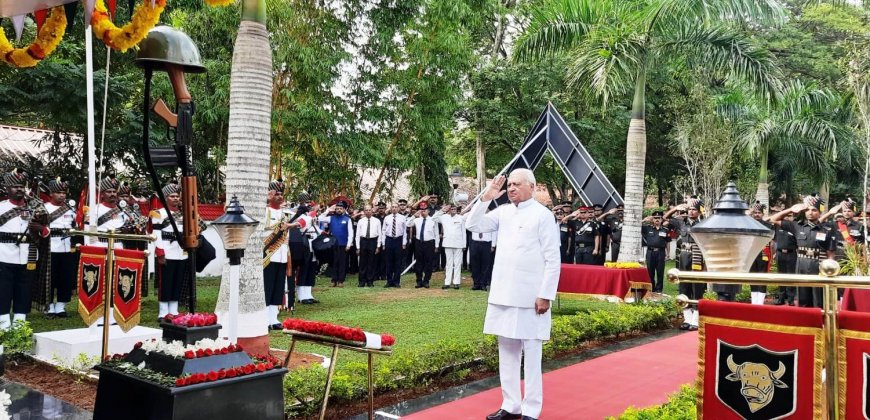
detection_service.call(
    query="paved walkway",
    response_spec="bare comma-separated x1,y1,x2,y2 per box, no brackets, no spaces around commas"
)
0,379,92,419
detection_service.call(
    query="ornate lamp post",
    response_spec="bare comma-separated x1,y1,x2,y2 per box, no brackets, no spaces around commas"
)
210,196,259,343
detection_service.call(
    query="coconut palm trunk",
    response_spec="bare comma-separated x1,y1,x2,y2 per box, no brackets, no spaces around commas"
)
617,72,647,263
215,0,272,349
755,145,770,211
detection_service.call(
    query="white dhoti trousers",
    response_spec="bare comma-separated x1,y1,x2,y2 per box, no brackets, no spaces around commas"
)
444,247,463,286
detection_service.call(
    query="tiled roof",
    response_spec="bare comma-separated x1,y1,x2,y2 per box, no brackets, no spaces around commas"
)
0,124,53,162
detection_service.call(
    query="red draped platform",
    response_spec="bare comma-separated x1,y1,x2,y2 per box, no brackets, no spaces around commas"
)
558,264,651,299
842,289,870,312
402,332,698,419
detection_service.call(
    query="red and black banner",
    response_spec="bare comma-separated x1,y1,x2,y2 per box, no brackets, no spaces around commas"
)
112,248,146,332
698,300,824,419
77,245,107,325
837,310,870,419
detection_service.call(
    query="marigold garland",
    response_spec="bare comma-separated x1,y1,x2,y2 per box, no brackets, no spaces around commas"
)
91,0,166,52
204,0,235,7
604,261,643,269
0,6,67,68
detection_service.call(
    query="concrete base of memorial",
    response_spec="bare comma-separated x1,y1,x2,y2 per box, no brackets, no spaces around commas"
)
33,325,162,366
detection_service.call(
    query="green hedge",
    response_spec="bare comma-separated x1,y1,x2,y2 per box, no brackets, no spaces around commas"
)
609,385,697,419
284,301,679,416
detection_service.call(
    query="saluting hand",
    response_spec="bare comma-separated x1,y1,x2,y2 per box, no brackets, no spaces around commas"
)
481,175,506,202
789,203,807,214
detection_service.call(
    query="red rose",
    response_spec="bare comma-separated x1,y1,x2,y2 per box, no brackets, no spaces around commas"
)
226,369,237,378
256,363,267,372
265,362,274,370
175,377,186,387
207,371,219,382
134,342,143,349
218,369,226,379
220,347,229,355
196,349,205,358
184,350,195,359
204,348,213,356
235,343,243,351
197,373,207,383
243,364,254,375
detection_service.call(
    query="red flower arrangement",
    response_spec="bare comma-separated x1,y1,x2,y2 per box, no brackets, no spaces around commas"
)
164,312,218,327
282,318,396,347
173,360,281,387
182,343,243,360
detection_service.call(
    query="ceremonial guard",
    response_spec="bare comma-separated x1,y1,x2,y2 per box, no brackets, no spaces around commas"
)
568,206,599,265
770,195,836,308
379,204,407,288
44,178,77,318
437,204,466,289
294,198,322,305
773,212,798,305
593,204,609,265
664,196,705,330
555,203,574,263
285,193,310,310
748,202,774,305
604,204,625,262
318,201,353,287
92,177,131,247
355,205,382,287
413,202,440,288
262,180,293,329
0,169,48,329
152,183,190,320
821,199,865,258
641,211,669,293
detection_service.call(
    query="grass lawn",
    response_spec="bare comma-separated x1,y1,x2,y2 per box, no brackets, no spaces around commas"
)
27,261,682,366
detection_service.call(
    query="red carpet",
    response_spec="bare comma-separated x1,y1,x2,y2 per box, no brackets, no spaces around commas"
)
404,332,698,419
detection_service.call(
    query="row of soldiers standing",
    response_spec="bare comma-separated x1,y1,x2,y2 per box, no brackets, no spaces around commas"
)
556,203,625,265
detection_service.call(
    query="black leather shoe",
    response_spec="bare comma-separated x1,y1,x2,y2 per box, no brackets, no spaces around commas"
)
415,284,423,289
424,284,430,288
442,285,450,290
521,416,537,420
486,409,521,420
57,312,69,318
453,285,460,290
773,300,785,306
688,325,699,331
45,313,56,319
471,286,481,291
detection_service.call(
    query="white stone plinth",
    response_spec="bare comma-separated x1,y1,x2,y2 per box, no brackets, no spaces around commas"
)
33,326,162,366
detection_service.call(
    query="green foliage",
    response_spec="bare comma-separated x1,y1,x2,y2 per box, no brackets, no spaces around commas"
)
609,384,697,420
100,359,177,388
0,320,34,356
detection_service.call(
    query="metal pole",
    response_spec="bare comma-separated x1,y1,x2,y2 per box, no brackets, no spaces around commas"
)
101,233,116,361
368,352,374,420
228,262,240,343
319,345,340,420
85,20,97,233
824,284,839,420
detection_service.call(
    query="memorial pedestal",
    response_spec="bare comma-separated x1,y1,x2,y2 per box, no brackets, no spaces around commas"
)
33,326,162,366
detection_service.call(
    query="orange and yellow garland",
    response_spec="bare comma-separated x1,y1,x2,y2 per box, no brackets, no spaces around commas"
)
91,0,166,52
0,6,67,68
204,0,235,6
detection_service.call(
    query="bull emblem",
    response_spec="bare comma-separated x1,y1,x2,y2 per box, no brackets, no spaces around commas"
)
725,354,788,413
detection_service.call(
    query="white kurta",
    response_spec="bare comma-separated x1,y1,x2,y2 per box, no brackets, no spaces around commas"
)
466,198,561,340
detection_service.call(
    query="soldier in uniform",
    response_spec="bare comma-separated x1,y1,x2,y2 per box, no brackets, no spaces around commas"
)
748,202,774,305
770,195,836,308
555,203,574,263
0,169,48,329
664,196,705,330
294,196,322,305
773,212,798,305
92,177,131,248
821,199,865,256
593,204,609,265
567,206,599,265
44,178,77,318
262,180,295,329
641,211,670,293
599,204,624,262
152,183,193,320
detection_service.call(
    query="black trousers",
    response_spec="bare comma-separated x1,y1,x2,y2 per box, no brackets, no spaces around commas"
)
749,255,769,292
358,238,378,286
574,245,596,265
51,252,79,303
384,237,404,286
776,250,797,303
347,244,359,274
797,257,823,308
678,252,706,299
415,240,435,286
610,243,620,263
331,245,348,284
375,247,386,280
263,261,287,306
646,248,666,292
0,262,33,314
469,240,493,288
159,259,186,302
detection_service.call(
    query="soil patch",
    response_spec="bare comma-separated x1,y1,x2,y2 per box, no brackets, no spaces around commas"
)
4,356,98,411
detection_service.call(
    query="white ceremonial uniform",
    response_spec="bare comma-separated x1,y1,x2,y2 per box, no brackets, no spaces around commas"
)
152,208,187,261
45,203,75,253
438,214,466,286
92,203,128,249
0,200,29,265
466,197,561,419
265,206,290,264
295,213,322,302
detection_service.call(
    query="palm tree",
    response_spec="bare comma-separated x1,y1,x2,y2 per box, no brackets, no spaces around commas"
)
514,0,783,263
718,81,853,209
215,0,271,346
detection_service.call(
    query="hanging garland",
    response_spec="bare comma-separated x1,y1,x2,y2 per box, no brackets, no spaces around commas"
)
0,6,67,68
204,0,235,7
92,0,166,52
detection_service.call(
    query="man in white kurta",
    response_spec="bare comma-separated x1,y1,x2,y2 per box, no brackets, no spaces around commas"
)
437,204,466,289
466,169,560,420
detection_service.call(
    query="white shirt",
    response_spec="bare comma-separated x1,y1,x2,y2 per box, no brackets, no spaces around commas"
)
0,200,30,265
355,216,382,249
469,229,498,246
45,202,76,253
90,202,128,249
438,214,466,249
295,213,321,254
153,208,187,260
379,213,408,247
412,215,440,248
265,206,290,264
466,198,561,308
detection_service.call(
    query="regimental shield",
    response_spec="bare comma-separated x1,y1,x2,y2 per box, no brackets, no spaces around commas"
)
864,353,870,420
81,263,100,298
117,268,137,303
716,340,798,420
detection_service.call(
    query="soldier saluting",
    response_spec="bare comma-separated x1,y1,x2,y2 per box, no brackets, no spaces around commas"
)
641,210,670,293
0,169,49,330
664,196,705,331
565,205,599,265
748,202,774,305
769,194,836,308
